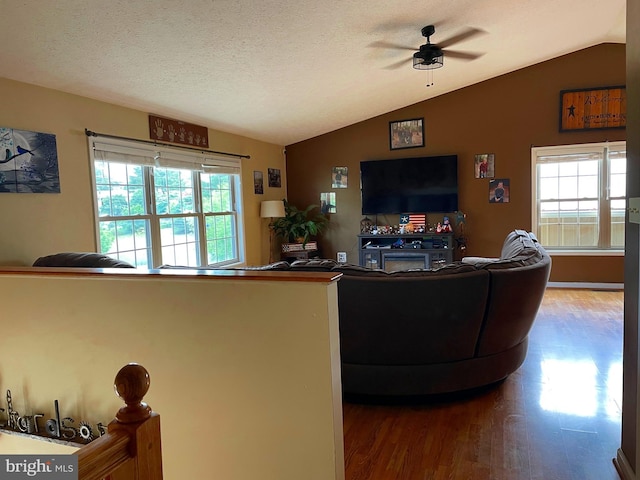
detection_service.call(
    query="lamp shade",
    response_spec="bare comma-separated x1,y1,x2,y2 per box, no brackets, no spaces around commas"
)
260,200,285,218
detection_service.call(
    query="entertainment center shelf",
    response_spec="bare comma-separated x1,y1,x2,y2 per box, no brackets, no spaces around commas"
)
358,233,454,271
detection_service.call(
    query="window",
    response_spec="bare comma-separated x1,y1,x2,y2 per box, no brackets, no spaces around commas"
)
531,142,626,252
90,137,244,268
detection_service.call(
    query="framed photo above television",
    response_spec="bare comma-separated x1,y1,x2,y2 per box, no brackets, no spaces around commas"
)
360,155,458,214
389,118,424,150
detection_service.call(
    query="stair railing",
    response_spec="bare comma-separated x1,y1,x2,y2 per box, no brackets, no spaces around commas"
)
74,364,163,480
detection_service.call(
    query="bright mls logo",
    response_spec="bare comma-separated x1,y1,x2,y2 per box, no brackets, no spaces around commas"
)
0,455,77,479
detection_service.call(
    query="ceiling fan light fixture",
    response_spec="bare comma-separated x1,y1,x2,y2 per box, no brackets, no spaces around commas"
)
412,51,443,70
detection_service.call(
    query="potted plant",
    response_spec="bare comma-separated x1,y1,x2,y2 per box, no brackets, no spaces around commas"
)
272,200,328,247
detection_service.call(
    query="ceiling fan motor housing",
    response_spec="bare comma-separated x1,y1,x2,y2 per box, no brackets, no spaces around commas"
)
413,44,444,68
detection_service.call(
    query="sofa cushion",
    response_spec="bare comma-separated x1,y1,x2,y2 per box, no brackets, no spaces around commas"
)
461,256,500,267
462,230,547,269
232,261,291,271
500,229,539,259
331,262,476,277
160,261,291,271
477,251,543,270
33,252,135,268
332,263,389,276
289,259,339,271
387,262,476,277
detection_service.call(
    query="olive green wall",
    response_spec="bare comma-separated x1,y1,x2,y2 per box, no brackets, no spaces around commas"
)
285,43,626,283
0,77,286,267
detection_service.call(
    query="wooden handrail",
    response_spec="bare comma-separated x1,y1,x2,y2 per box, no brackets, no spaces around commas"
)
75,431,131,480
74,364,163,480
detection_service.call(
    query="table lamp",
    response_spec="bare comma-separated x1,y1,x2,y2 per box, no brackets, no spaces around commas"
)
260,200,286,263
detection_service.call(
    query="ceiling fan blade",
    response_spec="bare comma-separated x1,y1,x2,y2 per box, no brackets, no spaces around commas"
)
443,49,485,61
383,57,413,70
370,20,426,34
438,27,486,49
368,40,415,51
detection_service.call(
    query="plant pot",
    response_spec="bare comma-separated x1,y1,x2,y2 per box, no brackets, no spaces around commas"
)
281,242,318,253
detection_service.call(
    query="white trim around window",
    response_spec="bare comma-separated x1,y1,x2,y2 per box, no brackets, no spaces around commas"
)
531,141,626,254
88,136,245,268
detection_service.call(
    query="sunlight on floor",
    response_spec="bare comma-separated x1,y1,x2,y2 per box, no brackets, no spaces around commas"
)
539,358,622,420
606,361,623,421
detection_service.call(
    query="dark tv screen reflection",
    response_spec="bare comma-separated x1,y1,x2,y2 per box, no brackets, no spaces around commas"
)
360,155,458,214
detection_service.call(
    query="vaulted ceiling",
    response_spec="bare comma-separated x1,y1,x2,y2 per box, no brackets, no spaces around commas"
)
0,0,626,146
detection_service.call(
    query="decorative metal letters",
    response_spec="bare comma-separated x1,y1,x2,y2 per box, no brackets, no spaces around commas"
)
0,390,106,444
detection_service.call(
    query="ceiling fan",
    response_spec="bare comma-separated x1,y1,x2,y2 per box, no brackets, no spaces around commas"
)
370,25,485,71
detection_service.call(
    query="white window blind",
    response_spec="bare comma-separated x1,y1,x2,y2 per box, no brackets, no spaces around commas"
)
89,136,244,268
91,137,241,172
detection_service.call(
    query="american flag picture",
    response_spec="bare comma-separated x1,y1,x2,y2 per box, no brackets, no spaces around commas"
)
408,214,426,226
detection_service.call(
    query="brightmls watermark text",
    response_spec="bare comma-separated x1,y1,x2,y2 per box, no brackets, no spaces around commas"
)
0,455,77,479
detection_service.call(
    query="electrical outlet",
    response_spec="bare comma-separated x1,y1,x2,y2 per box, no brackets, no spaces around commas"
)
337,252,347,263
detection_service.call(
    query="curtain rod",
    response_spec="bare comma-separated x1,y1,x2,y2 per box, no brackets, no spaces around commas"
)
84,128,251,160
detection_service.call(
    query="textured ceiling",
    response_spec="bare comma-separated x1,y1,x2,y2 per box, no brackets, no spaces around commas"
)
0,0,626,146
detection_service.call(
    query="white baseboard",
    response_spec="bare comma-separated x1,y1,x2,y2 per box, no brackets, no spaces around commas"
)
547,282,624,290
614,448,636,480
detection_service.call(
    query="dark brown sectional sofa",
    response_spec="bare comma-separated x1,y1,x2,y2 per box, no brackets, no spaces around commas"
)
284,229,551,396
32,230,550,397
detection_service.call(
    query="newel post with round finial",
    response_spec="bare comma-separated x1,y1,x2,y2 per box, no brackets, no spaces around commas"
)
109,363,163,479
75,363,163,480
113,363,152,424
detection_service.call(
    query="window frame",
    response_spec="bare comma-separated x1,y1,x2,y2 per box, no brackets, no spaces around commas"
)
531,141,626,255
88,137,245,268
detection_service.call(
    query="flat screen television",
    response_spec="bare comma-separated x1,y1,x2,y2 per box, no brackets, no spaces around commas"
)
360,155,458,214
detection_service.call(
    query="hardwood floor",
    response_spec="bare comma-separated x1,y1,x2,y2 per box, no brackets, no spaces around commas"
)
342,288,623,480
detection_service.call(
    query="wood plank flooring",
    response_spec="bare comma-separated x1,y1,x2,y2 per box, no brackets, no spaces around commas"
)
342,288,623,480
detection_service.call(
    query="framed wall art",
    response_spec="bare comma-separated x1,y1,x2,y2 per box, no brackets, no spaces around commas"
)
389,118,424,150
489,178,510,203
332,166,348,188
320,192,336,214
149,114,209,147
0,127,60,193
559,86,626,132
253,170,264,194
474,153,495,179
268,168,281,188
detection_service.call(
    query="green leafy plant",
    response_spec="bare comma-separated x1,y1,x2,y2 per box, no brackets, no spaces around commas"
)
271,200,328,245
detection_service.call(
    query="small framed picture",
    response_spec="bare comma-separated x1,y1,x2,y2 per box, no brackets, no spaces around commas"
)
268,168,281,188
474,154,495,179
489,178,510,203
389,118,424,150
253,171,264,194
332,166,348,188
320,192,336,213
